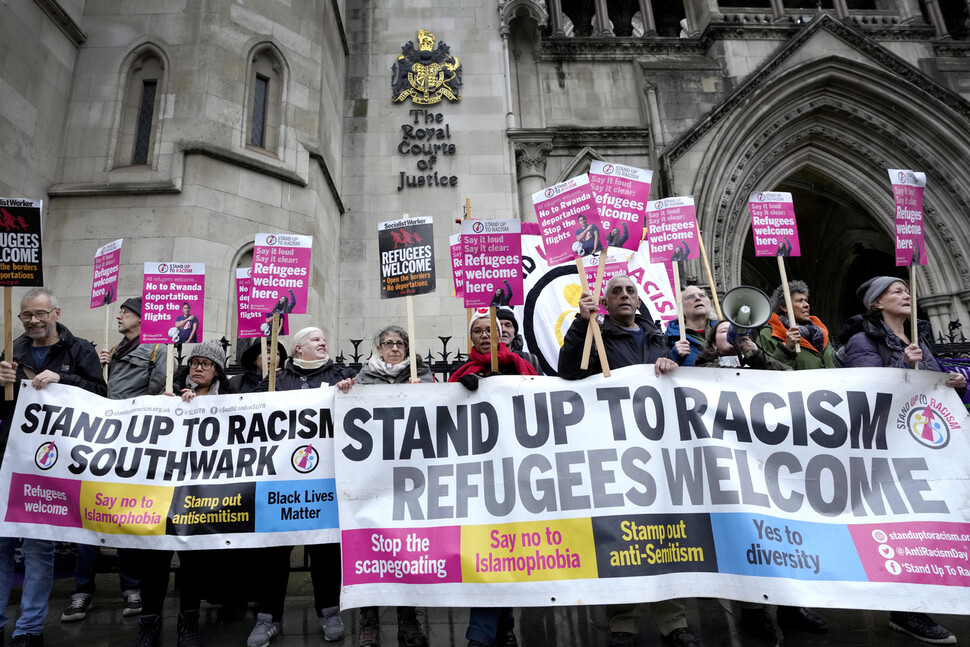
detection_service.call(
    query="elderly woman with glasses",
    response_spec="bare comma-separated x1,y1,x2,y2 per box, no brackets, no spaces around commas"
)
349,325,432,647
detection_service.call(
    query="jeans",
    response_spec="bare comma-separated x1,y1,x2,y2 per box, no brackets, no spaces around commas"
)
467,607,512,646
72,544,141,595
0,537,55,636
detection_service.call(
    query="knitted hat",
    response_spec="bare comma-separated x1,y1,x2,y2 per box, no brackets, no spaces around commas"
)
189,339,226,371
468,308,491,337
857,276,903,310
238,337,287,368
495,307,518,335
291,327,324,355
120,297,142,317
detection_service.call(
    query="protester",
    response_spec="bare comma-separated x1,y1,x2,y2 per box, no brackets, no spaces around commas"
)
229,338,286,394
838,276,964,645
250,328,355,647
0,287,107,647
451,311,536,647
557,275,692,647
695,320,788,370
667,285,716,366
174,302,200,344
131,339,233,647
495,307,542,374
353,325,431,647
757,281,836,369
62,297,163,624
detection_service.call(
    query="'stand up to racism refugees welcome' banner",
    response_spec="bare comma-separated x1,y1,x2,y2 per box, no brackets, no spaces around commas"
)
460,219,522,308
748,192,801,257
250,233,312,315
0,384,340,550
334,367,970,612
588,161,651,251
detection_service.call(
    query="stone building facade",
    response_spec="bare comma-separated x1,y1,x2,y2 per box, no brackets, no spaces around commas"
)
1,0,969,356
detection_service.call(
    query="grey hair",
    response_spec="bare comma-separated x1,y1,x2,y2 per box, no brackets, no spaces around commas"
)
22,287,58,309
374,325,409,350
769,280,809,314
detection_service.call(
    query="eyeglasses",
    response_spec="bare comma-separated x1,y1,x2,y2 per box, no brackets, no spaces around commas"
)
189,359,215,370
18,309,56,322
470,328,490,338
380,341,406,349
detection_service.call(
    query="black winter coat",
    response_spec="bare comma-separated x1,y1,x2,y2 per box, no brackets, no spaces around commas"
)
558,314,667,379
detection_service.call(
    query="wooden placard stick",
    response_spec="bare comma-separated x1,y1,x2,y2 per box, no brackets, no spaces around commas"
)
672,261,686,342
165,341,174,395
581,251,608,366
103,304,111,381
910,266,919,371
777,256,800,354
4,287,13,400
407,295,419,383
697,229,722,321
574,258,611,375
260,335,268,377
489,307,499,373
268,312,280,391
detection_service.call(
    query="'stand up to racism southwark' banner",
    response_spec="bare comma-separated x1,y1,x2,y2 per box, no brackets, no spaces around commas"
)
0,385,340,549
460,219,522,308
588,161,651,251
250,233,312,316
0,197,43,286
142,263,206,344
90,239,122,309
334,367,970,612
748,192,801,257
889,169,927,267
378,216,435,299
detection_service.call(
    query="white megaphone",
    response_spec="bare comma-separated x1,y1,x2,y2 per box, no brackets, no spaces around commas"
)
721,286,771,344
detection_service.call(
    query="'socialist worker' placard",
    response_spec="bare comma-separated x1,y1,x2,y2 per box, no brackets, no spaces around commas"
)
141,263,206,345
250,233,312,315
90,239,122,309
0,197,43,286
378,216,436,299
460,219,522,308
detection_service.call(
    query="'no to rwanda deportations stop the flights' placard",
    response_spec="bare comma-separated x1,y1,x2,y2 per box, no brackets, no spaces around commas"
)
0,384,340,550
333,366,970,612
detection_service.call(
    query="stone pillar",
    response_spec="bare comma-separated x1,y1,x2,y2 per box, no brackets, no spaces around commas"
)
515,140,554,222
501,26,517,129
594,0,615,35
549,0,567,36
924,0,951,37
637,0,658,34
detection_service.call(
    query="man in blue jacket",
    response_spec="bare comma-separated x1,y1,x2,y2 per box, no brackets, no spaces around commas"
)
666,285,716,366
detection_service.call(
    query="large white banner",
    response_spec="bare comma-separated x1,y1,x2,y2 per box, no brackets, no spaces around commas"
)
0,383,339,549
334,366,970,612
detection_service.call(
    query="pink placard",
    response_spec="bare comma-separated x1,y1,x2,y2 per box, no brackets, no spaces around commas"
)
460,219,523,308
645,197,700,263
589,160,651,251
236,268,288,338
250,233,312,314
889,169,927,266
141,262,205,345
90,239,122,309
532,175,601,266
341,525,462,585
748,192,801,257
449,233,464,298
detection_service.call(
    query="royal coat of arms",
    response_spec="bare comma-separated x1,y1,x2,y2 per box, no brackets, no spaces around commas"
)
392,30,462,105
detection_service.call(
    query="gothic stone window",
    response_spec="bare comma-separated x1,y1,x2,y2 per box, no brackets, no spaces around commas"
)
117,50,164,167
247,46,284,153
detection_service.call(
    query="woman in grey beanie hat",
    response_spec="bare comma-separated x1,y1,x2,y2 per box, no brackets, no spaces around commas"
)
174,339,232,400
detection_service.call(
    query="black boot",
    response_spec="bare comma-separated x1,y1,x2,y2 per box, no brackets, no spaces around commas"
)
177,609,204,647
125,614,161,647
